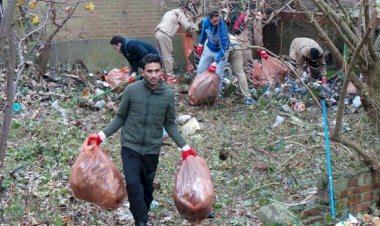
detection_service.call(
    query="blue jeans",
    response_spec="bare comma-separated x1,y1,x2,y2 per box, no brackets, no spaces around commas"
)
196,45,228,96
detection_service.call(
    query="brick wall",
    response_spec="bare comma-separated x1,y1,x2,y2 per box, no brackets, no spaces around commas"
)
55,0,177,40
301,169,380,224
334,170,380,214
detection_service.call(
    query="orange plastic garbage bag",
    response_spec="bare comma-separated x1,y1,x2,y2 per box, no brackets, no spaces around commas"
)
252,56,288,88
69,137,127,209
182,32,195,72
105,66,130,88
188,71,218,105
173,156,215,224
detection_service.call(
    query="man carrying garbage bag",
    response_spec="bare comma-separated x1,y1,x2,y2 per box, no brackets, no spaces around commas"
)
90,54,196,226
195,7,230,97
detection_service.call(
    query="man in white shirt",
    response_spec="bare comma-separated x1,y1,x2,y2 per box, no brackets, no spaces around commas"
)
155,4,198,84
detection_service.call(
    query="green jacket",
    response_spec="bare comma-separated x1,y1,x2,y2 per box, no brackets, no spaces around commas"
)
102,80,186,155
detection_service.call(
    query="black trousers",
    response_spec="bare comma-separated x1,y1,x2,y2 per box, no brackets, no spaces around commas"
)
121,147,159,224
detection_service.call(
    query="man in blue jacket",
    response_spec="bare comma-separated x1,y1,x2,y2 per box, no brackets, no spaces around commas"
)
110,35,159,78
195,9,230,97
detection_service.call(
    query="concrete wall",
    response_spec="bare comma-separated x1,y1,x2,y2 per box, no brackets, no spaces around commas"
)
50,35,189,73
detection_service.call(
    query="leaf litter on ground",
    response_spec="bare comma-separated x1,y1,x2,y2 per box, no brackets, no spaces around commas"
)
0,70,379,225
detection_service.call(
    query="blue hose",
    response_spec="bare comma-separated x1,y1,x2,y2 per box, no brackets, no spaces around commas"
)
322,99,335,218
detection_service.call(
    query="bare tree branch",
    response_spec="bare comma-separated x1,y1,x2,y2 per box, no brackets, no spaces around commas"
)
334,0,356,25
296,0,345,67
364,0,378,61
312,0,356,51
313,0,359,46
331,136,380,172
264,0,294,25
333,8,378,139
374,31,380,49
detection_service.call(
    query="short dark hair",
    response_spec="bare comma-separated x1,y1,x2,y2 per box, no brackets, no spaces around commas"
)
208,10,219,19
141,54,162,69
310,47,320,60
248,2,256,10
110,35,124,45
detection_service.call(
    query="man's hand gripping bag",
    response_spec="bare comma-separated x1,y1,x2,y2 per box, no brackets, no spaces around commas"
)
69,137,127,209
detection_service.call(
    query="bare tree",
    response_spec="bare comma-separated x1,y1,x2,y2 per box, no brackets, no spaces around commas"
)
0,0,17,168
294,0,380,171
0,0,87,168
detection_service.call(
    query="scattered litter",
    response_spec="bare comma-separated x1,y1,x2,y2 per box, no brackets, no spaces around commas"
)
293,102,306,112
116,208,133,221
94,100,106,109
95,88,105,95
150,200,159,209
271,115,285,128
12,102,22,114
52,100,68,125
332,120,352,132
176,115,192,125
335,213,359,226
281,105,292,112
352,95,361,108
249,88,258,97
180,117,201,137
160,216,173,223
289,115,306,128
96,80,110,87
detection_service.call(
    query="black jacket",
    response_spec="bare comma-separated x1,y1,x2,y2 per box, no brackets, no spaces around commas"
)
121,38,159,73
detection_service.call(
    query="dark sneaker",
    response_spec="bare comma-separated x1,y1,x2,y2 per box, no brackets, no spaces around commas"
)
243,97,255,105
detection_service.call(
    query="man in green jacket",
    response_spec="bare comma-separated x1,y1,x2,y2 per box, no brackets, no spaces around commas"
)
92,54,196,226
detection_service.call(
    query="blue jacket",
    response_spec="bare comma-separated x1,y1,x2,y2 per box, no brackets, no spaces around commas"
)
121,38,159,73
198,17,230,63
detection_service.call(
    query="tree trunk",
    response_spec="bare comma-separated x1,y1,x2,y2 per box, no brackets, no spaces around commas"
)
362,59,380,128
36,43,51,76
0,0,17,168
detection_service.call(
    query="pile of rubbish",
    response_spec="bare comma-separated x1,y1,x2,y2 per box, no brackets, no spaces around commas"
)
222,56,361,111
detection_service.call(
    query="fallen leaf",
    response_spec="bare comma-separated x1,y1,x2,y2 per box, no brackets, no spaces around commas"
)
31,15,41,24
28,0,38,9
84,2,95,11
16,0,24,6
255,162,268,171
